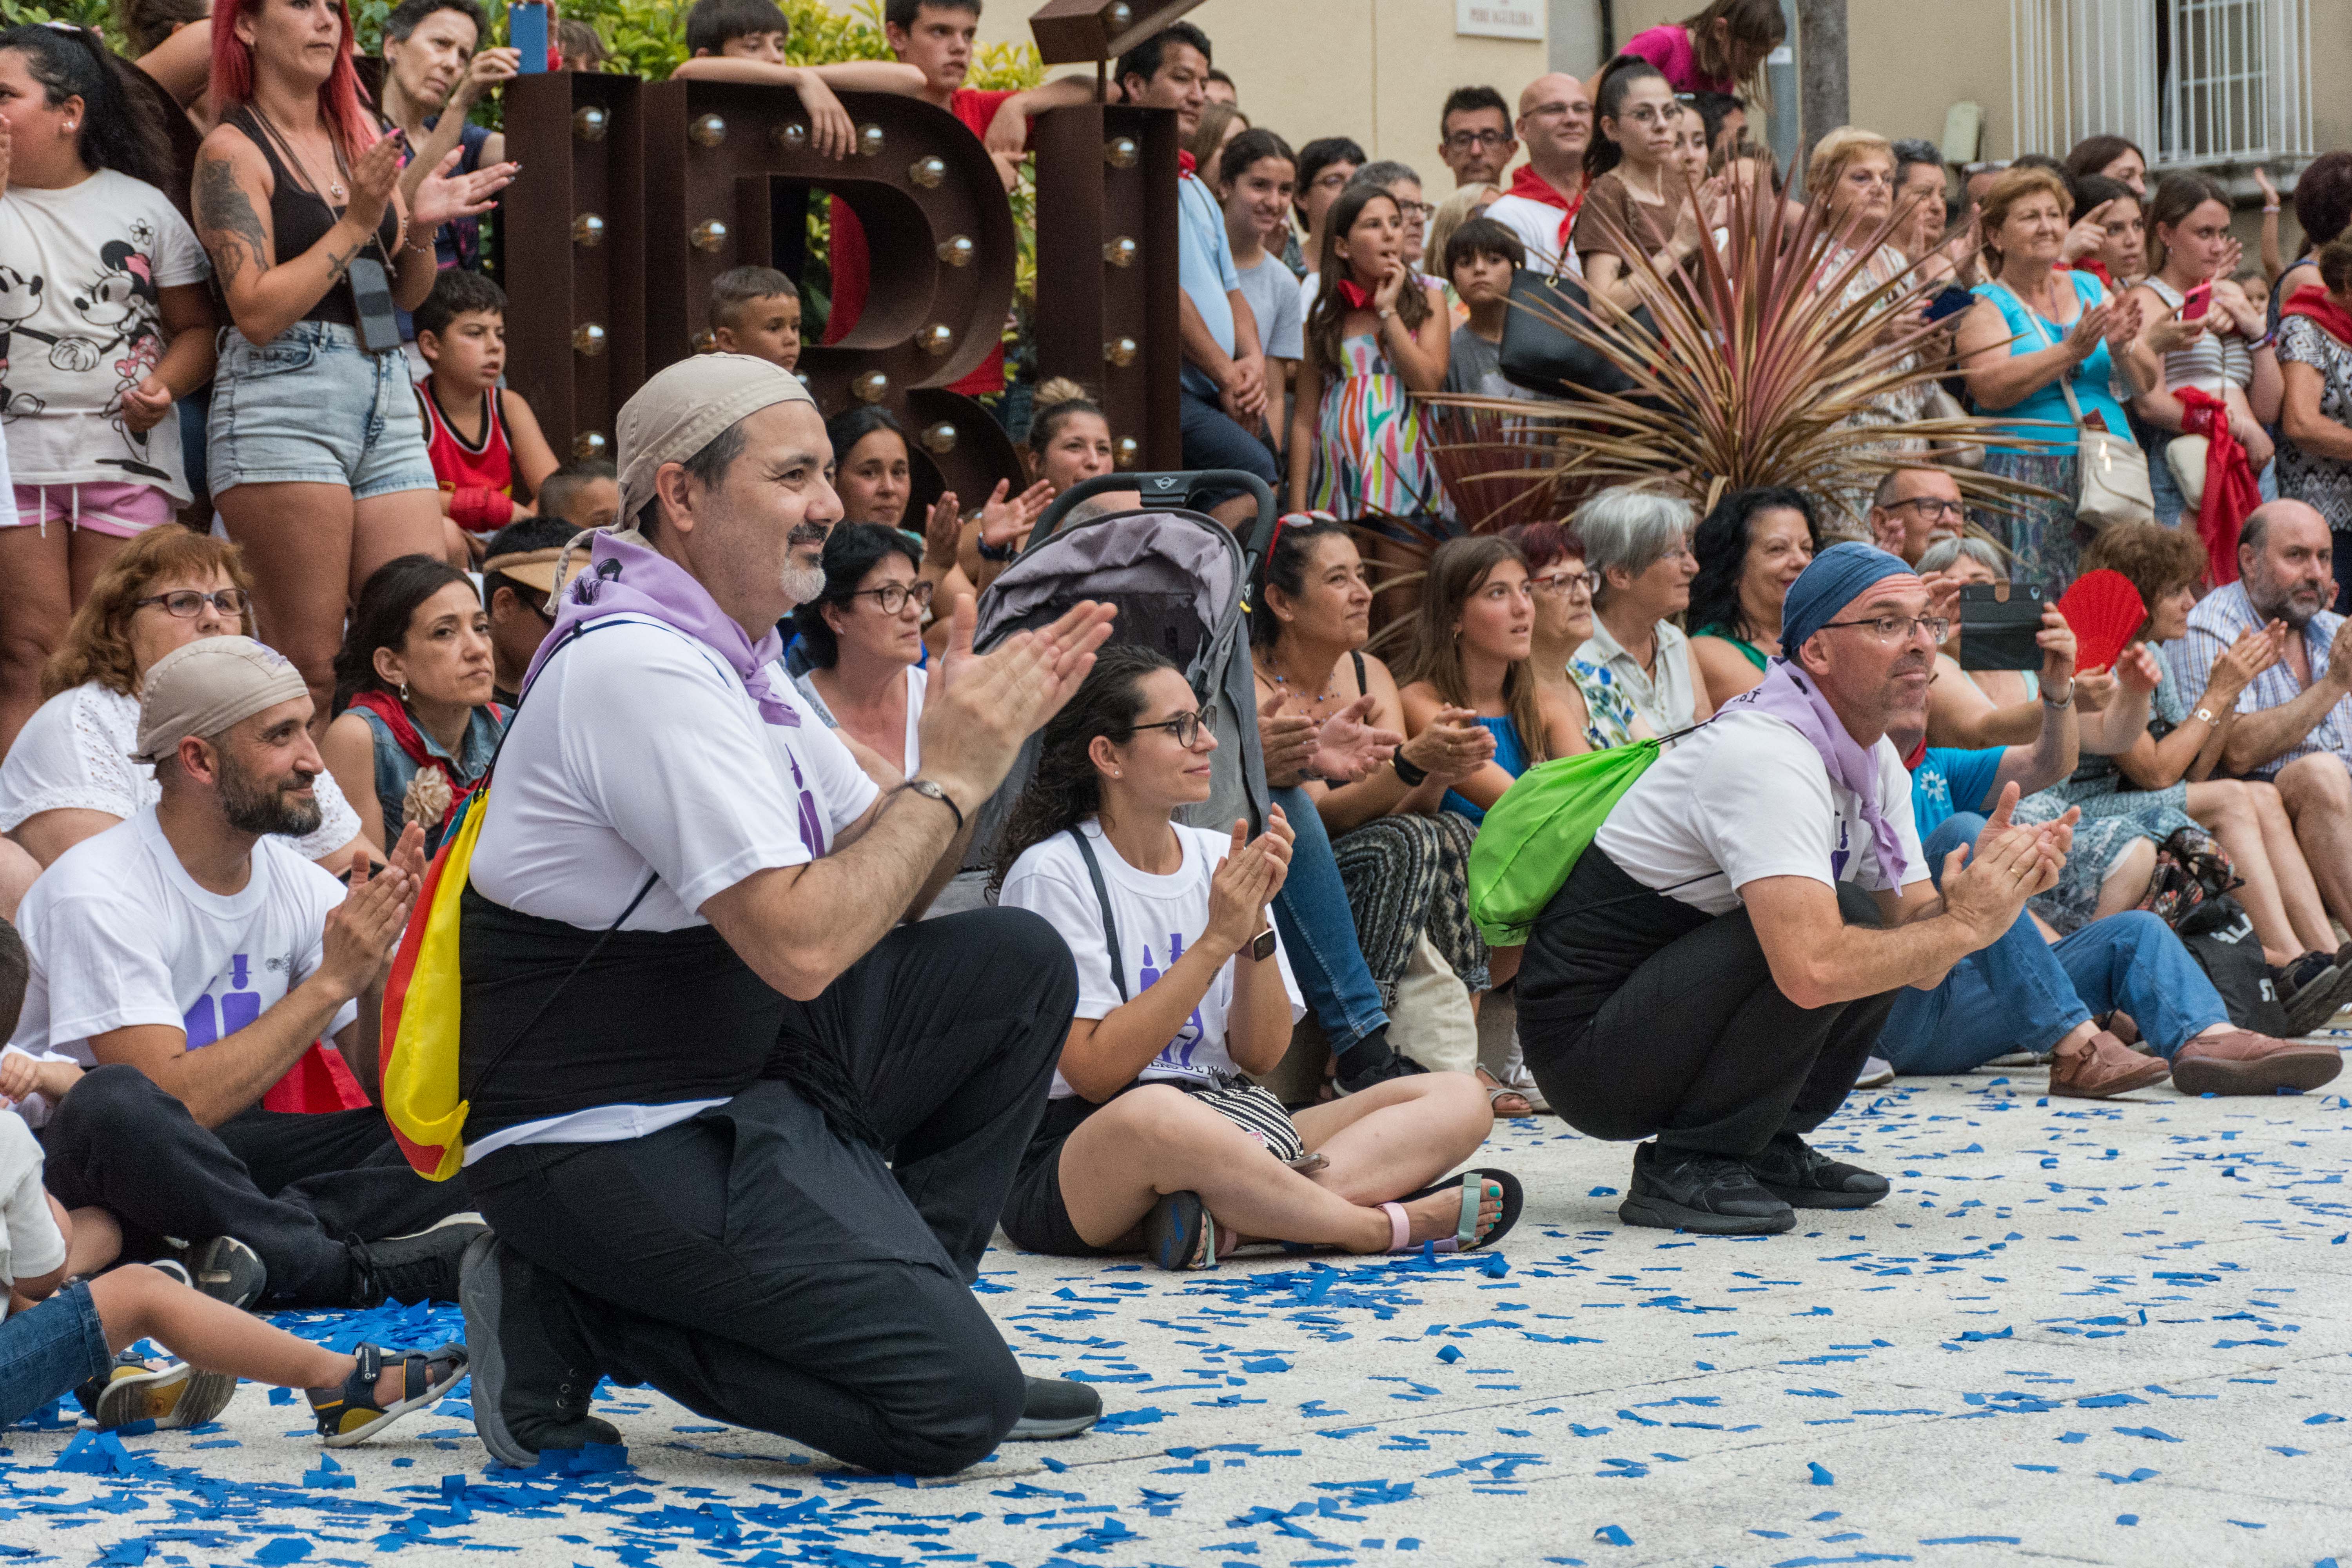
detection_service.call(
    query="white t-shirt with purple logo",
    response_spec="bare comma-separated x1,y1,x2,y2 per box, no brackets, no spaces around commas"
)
998,817,1303,1101
6,807,356,1069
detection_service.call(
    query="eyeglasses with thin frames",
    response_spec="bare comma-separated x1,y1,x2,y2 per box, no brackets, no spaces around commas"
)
1817,614,1951,645
1530,569,1602,599
134,588,249,619
1892,497,1966,521
1445,128,1511,151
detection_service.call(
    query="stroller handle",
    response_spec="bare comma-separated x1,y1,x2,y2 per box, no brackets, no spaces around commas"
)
1027,471,1279,571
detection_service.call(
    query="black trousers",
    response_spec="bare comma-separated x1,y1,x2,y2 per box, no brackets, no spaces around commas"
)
38,1064,475,1305
1519,849,1897,1160
466,908,1076,1477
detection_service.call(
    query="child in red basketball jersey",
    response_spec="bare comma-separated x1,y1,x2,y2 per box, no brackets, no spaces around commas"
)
413,271,560,566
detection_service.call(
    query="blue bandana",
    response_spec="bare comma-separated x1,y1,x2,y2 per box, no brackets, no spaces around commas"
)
1780,542,1922,655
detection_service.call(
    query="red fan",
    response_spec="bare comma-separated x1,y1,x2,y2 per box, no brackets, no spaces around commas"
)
2054,569,2148,675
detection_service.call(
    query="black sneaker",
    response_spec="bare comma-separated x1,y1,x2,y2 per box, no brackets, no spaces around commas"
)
1744,1132,1891,1210
461,1232,619,1468
1005,1376,1101,1441
1334,1030,1428,1096
158,1236,267,1308
2277,952,2352,1036
1619,1142,1794,1234
348,1213,488,1305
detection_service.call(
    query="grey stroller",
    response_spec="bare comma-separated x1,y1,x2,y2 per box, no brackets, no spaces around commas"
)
965,471,1278,875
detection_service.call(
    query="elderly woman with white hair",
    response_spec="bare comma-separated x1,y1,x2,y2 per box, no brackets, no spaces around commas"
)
1570,488,1714,734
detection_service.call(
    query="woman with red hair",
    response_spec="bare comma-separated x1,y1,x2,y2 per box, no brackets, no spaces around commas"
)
191,0,514,725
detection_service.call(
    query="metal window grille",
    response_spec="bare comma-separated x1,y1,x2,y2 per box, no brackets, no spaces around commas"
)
2009,0,2311,166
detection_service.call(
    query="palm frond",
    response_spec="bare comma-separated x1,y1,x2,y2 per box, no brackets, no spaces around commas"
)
1423,158,2065,532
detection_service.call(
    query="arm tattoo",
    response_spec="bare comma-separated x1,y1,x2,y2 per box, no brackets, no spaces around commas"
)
195,157,269,289
322,241,357,284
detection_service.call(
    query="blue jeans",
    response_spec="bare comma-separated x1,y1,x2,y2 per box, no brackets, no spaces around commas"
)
1880,813,2229,1073
1269,784,1388,1053
0,1281,109,1429
1178,385,1280,487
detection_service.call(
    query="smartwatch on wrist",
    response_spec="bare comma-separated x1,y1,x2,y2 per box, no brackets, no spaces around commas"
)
1246,923,1278,962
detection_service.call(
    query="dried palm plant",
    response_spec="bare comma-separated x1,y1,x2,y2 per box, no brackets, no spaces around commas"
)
1421,160,2062,535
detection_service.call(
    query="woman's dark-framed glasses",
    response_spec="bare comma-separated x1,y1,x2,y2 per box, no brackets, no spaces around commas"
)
845,580,935,615
1132,708,1213,749
134,588,249,619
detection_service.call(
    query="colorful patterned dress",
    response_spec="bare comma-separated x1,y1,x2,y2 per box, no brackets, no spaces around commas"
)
1312,332,1448,522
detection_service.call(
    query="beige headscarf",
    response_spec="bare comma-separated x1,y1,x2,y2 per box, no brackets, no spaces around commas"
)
614,353,816,526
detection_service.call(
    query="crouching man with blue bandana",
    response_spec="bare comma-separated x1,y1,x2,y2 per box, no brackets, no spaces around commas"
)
1517,544,2082,1234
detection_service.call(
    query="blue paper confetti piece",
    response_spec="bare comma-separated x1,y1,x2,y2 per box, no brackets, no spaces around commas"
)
1592,1525,1632,1546
252,1542,311,1566
1436,1346,1463,1363
1807,1462,1835,1486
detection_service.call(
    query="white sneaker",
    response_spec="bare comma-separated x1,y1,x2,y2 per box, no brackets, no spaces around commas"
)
1855,1056,1896,1089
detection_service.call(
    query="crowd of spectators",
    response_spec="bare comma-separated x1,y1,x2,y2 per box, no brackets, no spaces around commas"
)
4,0,2352,1488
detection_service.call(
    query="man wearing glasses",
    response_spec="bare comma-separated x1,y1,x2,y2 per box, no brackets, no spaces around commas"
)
1482,73,1595,276
1866,467,1968,567
1437,85,1518,189
1516,543,2079,1235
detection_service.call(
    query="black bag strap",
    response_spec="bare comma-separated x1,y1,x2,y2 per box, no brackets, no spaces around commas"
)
1067,826,1127,1002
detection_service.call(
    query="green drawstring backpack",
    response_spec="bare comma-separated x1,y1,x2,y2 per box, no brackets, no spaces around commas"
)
1466,739,1671,947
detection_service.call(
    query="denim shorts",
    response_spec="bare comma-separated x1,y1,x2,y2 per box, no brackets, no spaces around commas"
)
207,322,438,501
0,1281,109,1429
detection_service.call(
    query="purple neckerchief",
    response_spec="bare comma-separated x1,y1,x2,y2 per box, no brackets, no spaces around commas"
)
1720,657,1910,887
523,530,828,855
523,529,796,726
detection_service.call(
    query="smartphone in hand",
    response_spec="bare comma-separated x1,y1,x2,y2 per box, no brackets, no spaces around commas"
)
1958,582,2046,671
2180,280,2212,319
510,2,549,71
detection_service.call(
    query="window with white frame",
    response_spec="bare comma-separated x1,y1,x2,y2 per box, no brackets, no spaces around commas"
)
2009,0,2312,167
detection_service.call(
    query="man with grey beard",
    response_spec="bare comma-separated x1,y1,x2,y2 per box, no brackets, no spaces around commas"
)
2169,500,2352,931
12,637,485,1309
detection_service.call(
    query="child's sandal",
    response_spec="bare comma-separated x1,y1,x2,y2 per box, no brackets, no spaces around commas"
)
309,1341,469,1448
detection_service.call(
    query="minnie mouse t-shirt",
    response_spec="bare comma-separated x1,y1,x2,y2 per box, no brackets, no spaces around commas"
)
0,169,210,503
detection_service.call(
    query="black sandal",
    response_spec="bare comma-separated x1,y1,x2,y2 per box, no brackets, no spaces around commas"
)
310,1341,469,1448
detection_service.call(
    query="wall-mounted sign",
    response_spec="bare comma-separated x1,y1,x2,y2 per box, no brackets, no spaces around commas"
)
1455,0,1541,40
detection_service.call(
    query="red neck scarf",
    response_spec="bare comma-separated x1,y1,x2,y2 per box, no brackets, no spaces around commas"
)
2284,282,2352,348
1506,163,1585,248
1333,277,1376,311
2175,387,2259,587
346,690,498,834
1178,150,1198,177
2067,257,2114,290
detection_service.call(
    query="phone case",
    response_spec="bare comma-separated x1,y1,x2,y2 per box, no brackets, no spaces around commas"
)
510,3,549,70
1958,582,2045,671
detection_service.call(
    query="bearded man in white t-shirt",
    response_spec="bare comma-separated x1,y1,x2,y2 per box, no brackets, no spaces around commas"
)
1518,544,2081,1236
452,354,1118,1477
13,637,482,1307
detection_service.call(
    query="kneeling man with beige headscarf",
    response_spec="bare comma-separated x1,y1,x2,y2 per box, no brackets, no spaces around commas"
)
453,354,1119,1473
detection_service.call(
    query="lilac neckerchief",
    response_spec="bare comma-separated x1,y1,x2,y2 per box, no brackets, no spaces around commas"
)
524,529,796,726
522,529,828,855
1720,657,1910,887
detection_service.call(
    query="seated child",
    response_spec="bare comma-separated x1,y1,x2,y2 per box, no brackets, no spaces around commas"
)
991,648,1516,1271
670,0,926,161
0,920,465,1439
534,459,621,530
1438,217,1531,401
413,270,560,565
708,266,802,372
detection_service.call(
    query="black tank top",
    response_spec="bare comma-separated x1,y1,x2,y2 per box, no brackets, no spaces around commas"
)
224,105,400,329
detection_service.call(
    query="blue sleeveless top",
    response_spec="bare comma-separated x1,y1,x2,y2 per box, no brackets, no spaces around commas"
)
1971,272,2132,454
1441,716,1531,824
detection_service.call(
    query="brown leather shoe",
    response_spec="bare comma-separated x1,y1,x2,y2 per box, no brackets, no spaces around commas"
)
2048,1029,2171,1099
2170,1031,2345,1096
